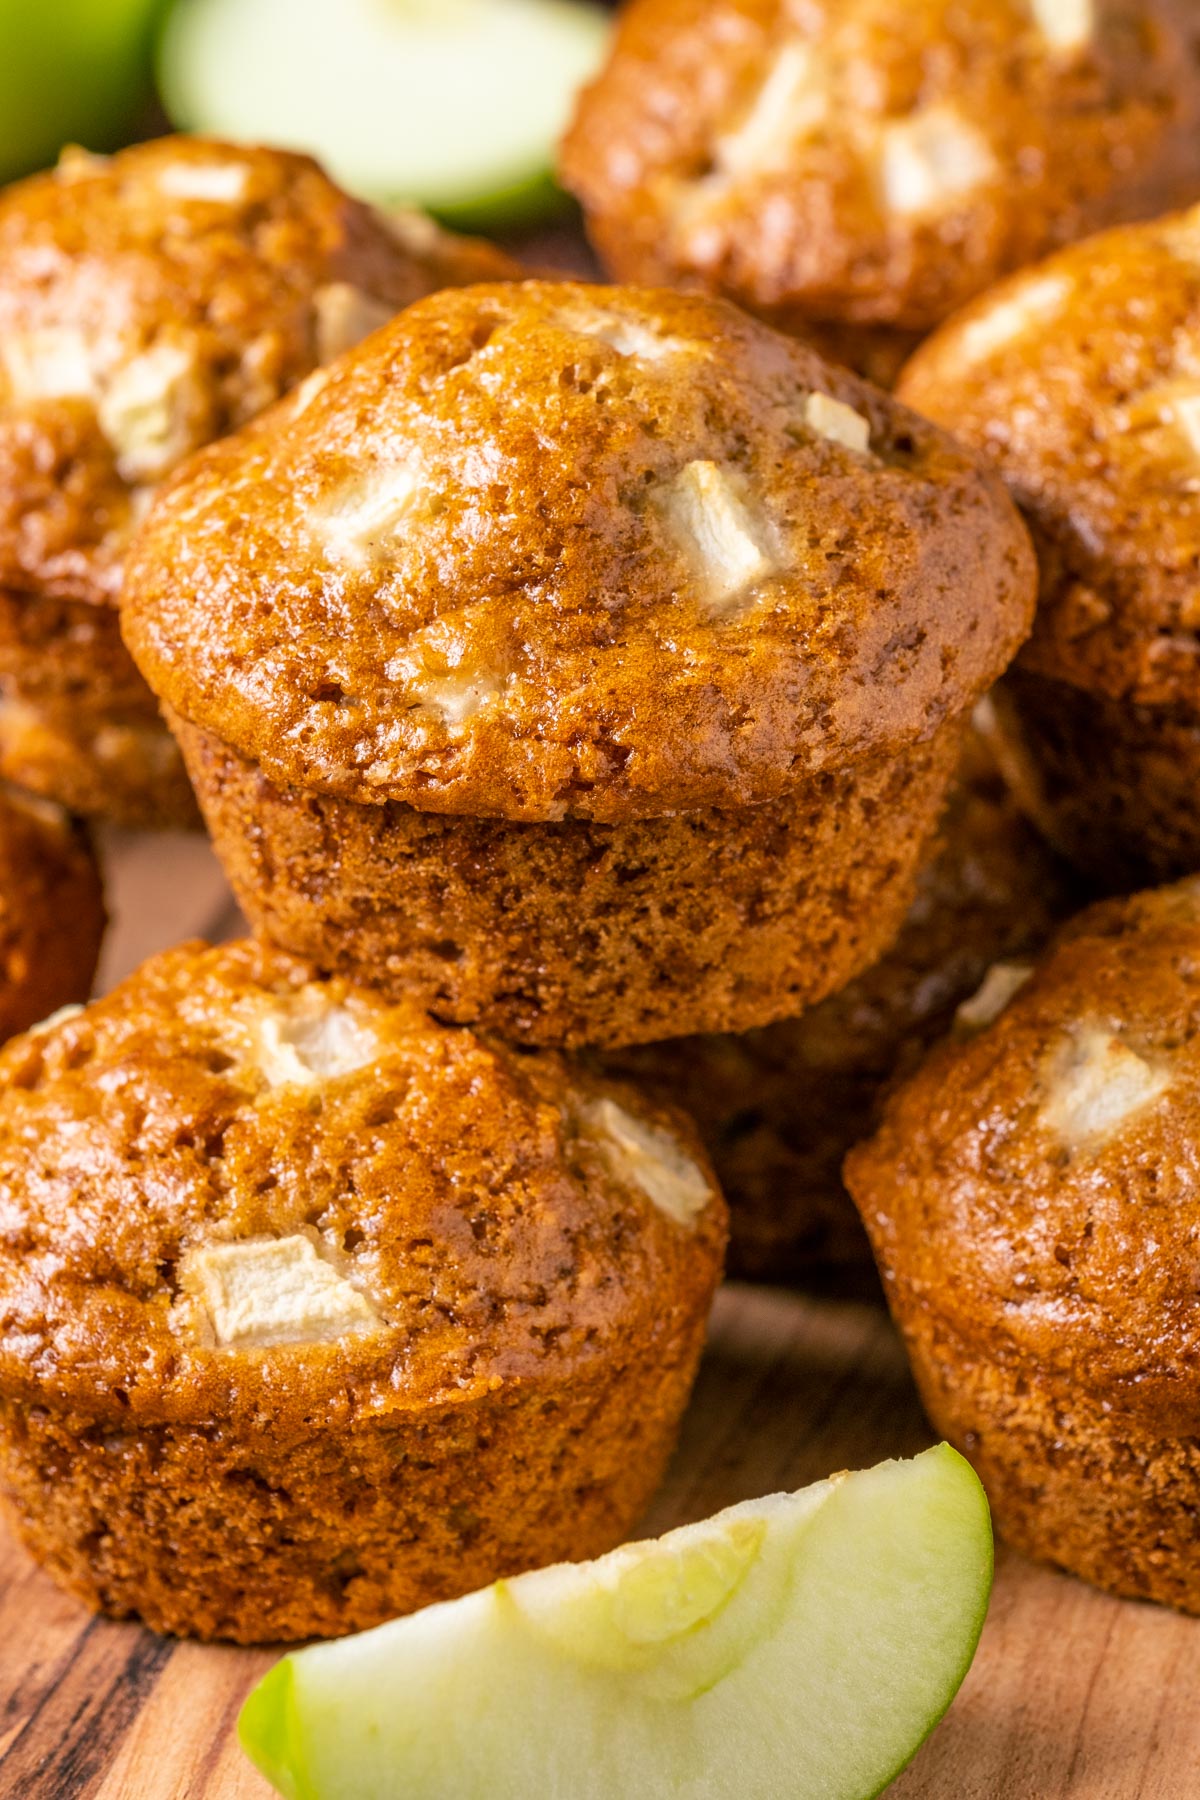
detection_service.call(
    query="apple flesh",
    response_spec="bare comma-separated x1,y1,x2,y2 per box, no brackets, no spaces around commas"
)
158,0,611,230
239,1444,992,1800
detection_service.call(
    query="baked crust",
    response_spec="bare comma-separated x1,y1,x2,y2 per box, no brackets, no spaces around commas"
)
0,136,517,609
560,0,1200,340
601,727,1078,1282
0,937,726,1639
0,787,104,1042
0,586,197,828
123,280,1034,823
899,203,1200,710
845,878,1200,1608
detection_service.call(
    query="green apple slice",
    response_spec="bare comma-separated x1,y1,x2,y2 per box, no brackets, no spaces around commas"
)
158,0,611,229
239,1444,992,1800
0,0,161,183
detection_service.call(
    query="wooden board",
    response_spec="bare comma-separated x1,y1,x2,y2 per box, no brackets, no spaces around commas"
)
3,837,1200,1799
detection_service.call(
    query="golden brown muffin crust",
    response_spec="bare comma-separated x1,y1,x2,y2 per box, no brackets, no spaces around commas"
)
0,938,726,1432
0,136,517,608
560,0,1200,337
123,280,1035,823
0,787,104,1042
846,877,1200,1415
899,205,1200,710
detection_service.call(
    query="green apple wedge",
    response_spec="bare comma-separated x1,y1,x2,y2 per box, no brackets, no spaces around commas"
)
158,0,611,230
0,0,163,183
239,1443,992,1800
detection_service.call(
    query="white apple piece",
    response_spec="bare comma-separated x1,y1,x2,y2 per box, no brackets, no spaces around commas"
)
239,1443,992,1800
159,0,612,229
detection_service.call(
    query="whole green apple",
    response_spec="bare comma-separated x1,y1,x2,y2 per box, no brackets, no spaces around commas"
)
0,0,163,183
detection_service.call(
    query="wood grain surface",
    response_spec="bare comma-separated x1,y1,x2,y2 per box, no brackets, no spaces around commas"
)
1,836,1197,1799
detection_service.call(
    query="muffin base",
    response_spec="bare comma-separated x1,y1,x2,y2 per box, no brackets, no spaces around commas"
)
670,1085,875,1290
173,714,963,1049
984,669,1200,890
903,1317,1200,1614
598,1026,878,1288
787,318,925,391
0,791,105,1041
0,1314,709,1644
600,740,1077,1286
0,590,198,830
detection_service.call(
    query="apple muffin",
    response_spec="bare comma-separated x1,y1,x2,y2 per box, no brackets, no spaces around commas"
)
0,936,726,1643
123,280,1035,1048
559,0,1200,383
845,876,1200,1612
601,727,1080,1285
0,785,104,1042
901,202,1200,886
0,134,517,828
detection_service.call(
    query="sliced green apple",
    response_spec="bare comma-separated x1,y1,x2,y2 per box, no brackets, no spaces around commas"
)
239,1444,992,1800
158,0,611,229
0,0,162,183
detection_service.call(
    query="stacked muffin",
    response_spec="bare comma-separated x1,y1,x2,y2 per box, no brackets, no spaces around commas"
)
122,281,1033,1048
0,181,1039,1641
0,135,516,827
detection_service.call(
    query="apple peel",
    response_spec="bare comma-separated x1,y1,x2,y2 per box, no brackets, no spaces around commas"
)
239,1443,992,1800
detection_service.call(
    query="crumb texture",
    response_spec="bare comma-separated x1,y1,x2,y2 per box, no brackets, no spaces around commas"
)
176,713,963,1047
0,936,726,1425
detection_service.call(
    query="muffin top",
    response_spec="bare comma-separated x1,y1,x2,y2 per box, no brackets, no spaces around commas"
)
0,786,104,1042
899,205,1200,709
0,938,726,1430
0,135,516,609
559,0,1200,335
845,877,1200,1422
123,280,1034,823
